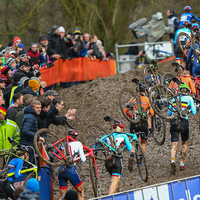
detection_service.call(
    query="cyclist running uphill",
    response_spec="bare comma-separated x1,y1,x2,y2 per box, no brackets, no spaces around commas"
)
124,83,154,171
52,130,86,200
168,83,196,175
179,6,200,28
174,20,191,65
169,63,196,95
0,149,29,199
104,121,132,194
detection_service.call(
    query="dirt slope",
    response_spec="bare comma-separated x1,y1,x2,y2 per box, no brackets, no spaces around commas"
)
49,60,200,199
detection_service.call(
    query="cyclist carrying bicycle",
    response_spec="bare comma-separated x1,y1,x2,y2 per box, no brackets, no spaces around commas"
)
0,149,29,199
168,83,196,175
52,130,86,200
124,83,154,170
104,121,132,194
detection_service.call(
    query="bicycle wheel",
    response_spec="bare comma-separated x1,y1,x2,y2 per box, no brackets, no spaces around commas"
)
161,73,177,87
134,141,148,182
119,88,141,124
178,32,193,58
152,115,166,146
149,84,178,120
82,125,113,161
143,66,158,87
89,157,98,197
34,128,66,166
23,172,37,186
192,40,200,63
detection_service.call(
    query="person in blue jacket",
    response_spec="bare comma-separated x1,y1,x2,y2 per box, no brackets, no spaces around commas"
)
179,6,200,27
0,149,29,199
168,83,196,175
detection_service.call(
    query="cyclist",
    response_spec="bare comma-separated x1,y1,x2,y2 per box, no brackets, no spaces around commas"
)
104,120,132,194
168,83,196,175
0,149,29,199
124,83,154,170
179,6,200,28
53,130,86,200
174,20,191,65
169,63,196,95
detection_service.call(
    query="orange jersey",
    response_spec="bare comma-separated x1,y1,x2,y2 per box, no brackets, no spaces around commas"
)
124,94,154,118
168,75,196,94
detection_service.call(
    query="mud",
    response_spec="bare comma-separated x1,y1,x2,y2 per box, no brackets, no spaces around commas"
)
49,60,200,199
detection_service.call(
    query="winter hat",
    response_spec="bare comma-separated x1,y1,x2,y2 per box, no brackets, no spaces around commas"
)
1,66,11,75
5,57,16,66
13,36,21,45
28,79,40,91
33,70,41,77
51,25,59,32
74,26,81,35
0,75,7,83
0,106,7,116
20,61,31,69
19,76,29,86
13,72,24,82
26,178,39,194
59,26,65,33
38,35,47,42
96,40,102,46
63,190,78,200
18,44,24,49
19,53,28,59
30,76,40,83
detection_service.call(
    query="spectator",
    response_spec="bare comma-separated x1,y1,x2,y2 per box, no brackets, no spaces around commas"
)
15,94,35,128
16,44,24,54
6,93,23,121
20,100,44,163
19,53,29,63
13,36,21,50
166,8,179,39
13,186,25,200
47,96,76,127
134,50,150,68
14,61,32,79
63,190,78,200
0,106,20,151
96,40,106,58
47,25,62,62
58,26,73,59
5,57,17,70
0,76,6,94
22,79,40,96
44,90,59,101
83,33,91,49
67,39,79,58
0,95,5,106
88,35,102,60
37,98,52,141
1,66,12,86
18,178,40,200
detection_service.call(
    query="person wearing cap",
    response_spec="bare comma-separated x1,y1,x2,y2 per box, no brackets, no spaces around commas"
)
58,26,73,59
44,90,59,101
174,20,191,65
46,25,62,62
1,66,12,86
0,106,20,151
13,61,32,80
22,79,40,96
18,178,40,200
13,36,21,49
5,57,17,70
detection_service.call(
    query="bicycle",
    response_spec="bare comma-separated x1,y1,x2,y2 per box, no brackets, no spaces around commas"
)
119,77,166,145
33,121,99,197
0,137,38,184
83,116,148,182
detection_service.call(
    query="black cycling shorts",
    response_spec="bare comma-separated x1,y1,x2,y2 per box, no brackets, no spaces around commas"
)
175,43,182,59
130,120,148,141
105,156,122,178
170,118,189,142
0,180,15,199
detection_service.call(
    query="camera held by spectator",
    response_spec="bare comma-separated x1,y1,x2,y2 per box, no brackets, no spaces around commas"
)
135,49,150,68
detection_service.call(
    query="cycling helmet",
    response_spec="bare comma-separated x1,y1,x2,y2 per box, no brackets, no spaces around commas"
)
67,129,78,137
180,83,190,92
184,6,192,11
175,64,184,72
183,20,191,26
192,23,200,29
139,83,147,91
112,121,124,131
150,60,159,69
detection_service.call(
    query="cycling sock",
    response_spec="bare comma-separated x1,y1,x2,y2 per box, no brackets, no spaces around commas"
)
180,159,185,166
130,153,135,158
171,158,175,163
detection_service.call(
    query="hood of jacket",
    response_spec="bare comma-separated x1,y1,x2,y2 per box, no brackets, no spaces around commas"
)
24,105,38,117
17,104,25,112
22,86,37,96
18,189,39,200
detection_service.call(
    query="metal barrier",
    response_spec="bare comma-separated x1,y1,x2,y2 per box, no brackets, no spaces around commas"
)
115,40,175,73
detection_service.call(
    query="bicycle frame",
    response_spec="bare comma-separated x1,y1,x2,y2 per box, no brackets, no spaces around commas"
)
50,135,98,178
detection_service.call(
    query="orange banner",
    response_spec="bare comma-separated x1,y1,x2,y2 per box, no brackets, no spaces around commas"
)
40,58,116,86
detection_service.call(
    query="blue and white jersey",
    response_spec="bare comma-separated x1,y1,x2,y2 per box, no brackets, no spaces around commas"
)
174,28,191,45
179,13,200,27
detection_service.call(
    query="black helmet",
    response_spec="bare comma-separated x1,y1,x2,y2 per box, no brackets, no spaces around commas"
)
139,83,147,91
67,129,78,137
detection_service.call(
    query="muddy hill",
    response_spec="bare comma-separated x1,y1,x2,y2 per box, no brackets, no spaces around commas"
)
49,60,200,199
